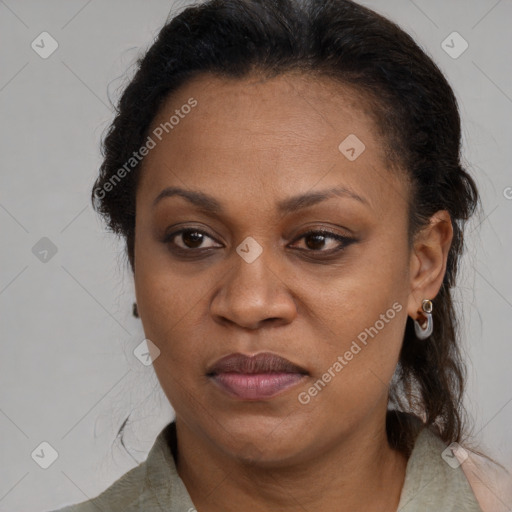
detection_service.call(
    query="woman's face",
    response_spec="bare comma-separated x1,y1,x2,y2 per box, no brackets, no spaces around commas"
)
133,72,434,464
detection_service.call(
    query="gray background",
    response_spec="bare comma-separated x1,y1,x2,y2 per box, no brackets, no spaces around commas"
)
0,1,511,510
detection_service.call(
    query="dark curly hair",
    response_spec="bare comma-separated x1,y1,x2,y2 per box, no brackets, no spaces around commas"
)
93,0,481,456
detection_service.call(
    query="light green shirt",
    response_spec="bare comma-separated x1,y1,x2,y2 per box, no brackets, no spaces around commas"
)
50,422,483,511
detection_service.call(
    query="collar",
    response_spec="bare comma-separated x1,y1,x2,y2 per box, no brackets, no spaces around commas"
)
144,422,196,511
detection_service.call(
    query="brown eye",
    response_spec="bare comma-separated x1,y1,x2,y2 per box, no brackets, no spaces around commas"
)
181,230,205,249
304,233,329,250
291,229,355,254
165,229,221,250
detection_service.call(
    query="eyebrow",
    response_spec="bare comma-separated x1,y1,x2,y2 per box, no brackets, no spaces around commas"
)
152,185,369,215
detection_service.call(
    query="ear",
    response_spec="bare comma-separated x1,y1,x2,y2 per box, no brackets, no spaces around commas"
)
407,210,453,321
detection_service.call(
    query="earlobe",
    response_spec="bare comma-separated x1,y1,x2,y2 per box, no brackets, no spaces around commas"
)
407,210,453,320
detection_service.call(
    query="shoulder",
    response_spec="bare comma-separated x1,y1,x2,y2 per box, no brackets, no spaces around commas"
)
398,426,484,511
459,448,512,512
48,462,147,512
47,422,194,512
399,425,512,512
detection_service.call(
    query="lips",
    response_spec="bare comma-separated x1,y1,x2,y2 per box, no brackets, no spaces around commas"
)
207,352,308,400
207,352,308,375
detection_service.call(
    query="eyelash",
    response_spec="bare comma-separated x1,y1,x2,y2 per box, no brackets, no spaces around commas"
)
163,228,356,257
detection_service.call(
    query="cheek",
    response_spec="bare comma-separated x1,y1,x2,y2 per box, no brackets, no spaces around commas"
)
298,301,406,430
133,232,210,367
134,258,213,411
135,269,210,354
314,296,406,383
305,248,409,400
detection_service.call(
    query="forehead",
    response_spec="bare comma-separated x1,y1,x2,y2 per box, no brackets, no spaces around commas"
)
137,72,407,218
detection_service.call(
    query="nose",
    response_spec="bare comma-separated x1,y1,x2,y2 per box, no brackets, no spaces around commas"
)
210,247,298,330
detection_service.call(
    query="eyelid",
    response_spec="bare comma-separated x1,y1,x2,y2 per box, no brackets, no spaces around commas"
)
164,226,356,255
163,227,222,246
288,228,355,251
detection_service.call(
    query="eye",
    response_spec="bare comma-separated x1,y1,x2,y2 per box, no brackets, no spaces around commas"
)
163,227,356,256
290,229,355,254
164,228,222,251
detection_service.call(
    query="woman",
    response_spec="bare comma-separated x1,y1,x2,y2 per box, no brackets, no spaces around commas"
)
51,0,511,510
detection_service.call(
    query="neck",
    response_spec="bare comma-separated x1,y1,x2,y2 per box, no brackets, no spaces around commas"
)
174,412,409,512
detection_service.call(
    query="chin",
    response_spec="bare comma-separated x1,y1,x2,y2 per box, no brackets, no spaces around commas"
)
206,412,315,467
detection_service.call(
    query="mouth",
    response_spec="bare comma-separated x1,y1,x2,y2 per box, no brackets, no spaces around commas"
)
206,352,309,401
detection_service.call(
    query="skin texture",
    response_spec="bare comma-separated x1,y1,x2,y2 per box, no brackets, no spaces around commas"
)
133,72,453,511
